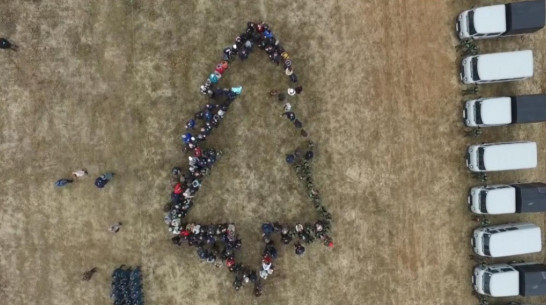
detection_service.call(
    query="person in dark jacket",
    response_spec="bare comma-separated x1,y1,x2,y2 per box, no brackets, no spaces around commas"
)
0,38,17,51
264,241,277,259
55,178,73,187
186,119,195,130
289,74,298,83
239,48,249,60
95,172,114,188
82,267,97,281
281,228,292,244
254,281,263,297
286,154,295,164
294,242,305,255
281,111,296,121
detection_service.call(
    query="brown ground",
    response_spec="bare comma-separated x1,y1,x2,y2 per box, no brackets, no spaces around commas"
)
1,0,546,304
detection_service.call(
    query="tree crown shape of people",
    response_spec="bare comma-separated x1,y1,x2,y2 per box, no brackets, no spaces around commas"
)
164,21,333,297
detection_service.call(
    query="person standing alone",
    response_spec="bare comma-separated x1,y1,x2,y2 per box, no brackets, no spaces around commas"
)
0,38,18,51
72,169,88,179
95,172,114,188
55,178,73,187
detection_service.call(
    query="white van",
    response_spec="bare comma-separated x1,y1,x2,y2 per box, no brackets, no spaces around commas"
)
468,183,546,215
463,94,546,128
471,223,542,257
456,1,545,40
473,262,546,297
466,141,537,173
460,50,533,84
468,184,516,214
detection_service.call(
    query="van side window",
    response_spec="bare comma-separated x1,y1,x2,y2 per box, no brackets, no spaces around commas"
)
506,227,518,231
501,268,513,272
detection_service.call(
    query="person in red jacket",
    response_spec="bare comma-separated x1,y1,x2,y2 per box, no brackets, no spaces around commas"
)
215,63,225,74
226,257,235,268
173,183,183,195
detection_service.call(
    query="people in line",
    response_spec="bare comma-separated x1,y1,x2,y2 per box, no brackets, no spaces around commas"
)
165,21,333,297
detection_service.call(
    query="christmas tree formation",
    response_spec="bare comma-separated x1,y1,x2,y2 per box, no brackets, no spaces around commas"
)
164,22,333,296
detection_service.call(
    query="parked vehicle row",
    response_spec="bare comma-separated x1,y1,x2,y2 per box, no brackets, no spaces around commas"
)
471,223,545,297
456,0,546,301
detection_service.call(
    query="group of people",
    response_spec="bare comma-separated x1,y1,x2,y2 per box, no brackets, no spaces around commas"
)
164,21,333,296
54,169,115,189
169,222,265,295
111,266,144,305
457,38,479,56
292,142,334,228
55,170,123,235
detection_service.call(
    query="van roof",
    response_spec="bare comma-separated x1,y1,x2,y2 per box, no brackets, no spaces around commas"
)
489,223,541,257
477,50,533,81
512,94,546,123
490,271,519,297
515,263,546,296
514,182,546,213
486,186,516,214
473,5,507,34
480,97,512,125
483,141,537,171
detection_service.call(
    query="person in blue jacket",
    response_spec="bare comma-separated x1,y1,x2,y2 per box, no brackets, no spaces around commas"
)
95,172,114,188
55,178,73,187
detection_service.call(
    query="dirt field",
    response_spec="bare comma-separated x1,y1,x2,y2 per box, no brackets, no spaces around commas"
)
1,0,546,304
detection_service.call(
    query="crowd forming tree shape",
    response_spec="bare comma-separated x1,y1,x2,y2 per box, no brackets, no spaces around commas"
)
164,21,333,296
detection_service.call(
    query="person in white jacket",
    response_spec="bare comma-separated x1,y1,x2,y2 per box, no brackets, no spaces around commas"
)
72,169,88,178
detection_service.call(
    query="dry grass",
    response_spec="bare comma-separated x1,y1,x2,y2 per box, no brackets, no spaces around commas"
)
1,0,546,304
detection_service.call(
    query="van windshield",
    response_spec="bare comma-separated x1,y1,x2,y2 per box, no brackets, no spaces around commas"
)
483,233,491,256
468,11,477,35
475,101,483,124
471,57,480,81
479,190,487,213
483,272,492,295
478,147,486,170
